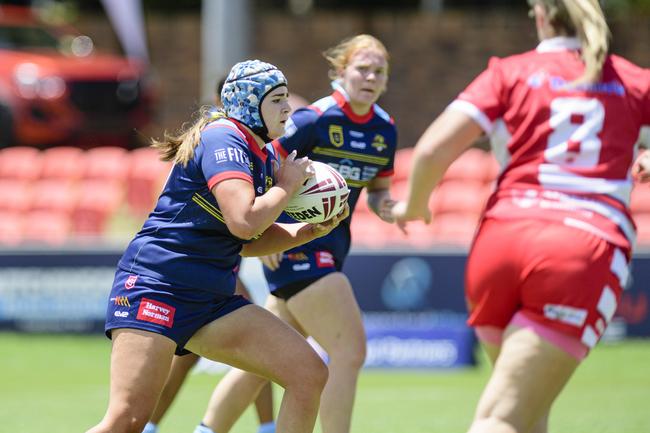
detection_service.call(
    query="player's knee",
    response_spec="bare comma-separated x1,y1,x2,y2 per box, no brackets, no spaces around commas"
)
330,341,366,371
293,352,329,393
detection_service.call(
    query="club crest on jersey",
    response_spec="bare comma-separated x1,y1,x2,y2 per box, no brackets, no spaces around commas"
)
125,275,138,289
329,125,344,148
371,134,387,152
265,175,273,192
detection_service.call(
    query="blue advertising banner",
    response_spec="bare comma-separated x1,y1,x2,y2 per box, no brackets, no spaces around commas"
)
0,249,648,343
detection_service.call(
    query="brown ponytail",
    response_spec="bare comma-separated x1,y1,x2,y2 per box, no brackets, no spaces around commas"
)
151,107,226,166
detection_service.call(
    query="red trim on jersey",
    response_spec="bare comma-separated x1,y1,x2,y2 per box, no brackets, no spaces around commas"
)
202,122,247,140
332,90,374,124
228,118,268,163
271,139,288,160
207,171,253,190
376,168,394,177
306,105,323,116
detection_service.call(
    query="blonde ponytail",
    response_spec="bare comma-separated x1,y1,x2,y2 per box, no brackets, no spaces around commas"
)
562,0,610,84
531,0,609,84
151,107,226,166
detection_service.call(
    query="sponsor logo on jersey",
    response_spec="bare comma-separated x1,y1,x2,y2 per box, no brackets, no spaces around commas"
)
292,263,311,271
350,130,364,138
543,304,587,327
526,71,548,89
287,252,309,261
125,275,138,290
315,251,335,268
329,125,344,148
215,148,251,165
111,296,130,307
137,298,176,328
350,140,366,149
215,149,228,163
371,134,387,152
114,311,129,318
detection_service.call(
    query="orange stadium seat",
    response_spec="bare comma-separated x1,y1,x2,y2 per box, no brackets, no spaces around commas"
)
83,146,129,182
398,220,438,248
442,148,490,184
432,181,490,217
0,146,42,181
353,189,371,216
350,213,396,248
0,211,24,245
0,179,33,213
127,147,172,215
22,210,71,246
392,147,414,183
40,146,86,181
431,213,480,246
72,179,124,236
29,180,78,215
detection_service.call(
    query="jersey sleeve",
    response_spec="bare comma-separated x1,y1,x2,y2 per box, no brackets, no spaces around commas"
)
448,56,507,134
274,107,320,158
199,126,254,190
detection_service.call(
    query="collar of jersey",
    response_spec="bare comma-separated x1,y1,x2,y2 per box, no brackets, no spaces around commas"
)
330,82,374,124
536,36,581,53
229,118,268,162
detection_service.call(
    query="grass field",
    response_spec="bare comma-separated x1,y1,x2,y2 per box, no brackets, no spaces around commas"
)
1,333,648,433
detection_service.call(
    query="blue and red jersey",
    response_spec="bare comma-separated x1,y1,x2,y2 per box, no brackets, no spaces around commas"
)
271,88,397,271
118,117,278,296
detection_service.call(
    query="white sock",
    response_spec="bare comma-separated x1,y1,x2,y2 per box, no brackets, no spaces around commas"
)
142,422,158,433
193,423,216,433
257,421,276,433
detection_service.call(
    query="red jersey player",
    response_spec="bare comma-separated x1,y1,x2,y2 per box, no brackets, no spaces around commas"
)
392,1,649,432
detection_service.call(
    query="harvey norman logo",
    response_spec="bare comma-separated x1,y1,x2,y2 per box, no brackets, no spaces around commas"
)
137,298,176,328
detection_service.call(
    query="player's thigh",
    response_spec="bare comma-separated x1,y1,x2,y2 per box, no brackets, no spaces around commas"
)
184,304,325,388
265,294,307,336
286,272,366,356
109,329,176,414
476,325,578,430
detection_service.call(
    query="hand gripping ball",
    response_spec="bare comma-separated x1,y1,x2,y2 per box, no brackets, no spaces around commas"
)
285,161,349,223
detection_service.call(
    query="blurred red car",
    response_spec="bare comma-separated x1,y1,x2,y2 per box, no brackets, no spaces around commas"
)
0,5,156,148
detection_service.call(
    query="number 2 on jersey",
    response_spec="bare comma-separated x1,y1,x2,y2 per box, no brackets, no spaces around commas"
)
545,97,605,168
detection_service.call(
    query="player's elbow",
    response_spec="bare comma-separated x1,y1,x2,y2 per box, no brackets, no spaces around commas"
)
225,219,259,240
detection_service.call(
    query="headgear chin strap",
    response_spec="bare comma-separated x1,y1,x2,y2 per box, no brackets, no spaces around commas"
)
221,60,287,140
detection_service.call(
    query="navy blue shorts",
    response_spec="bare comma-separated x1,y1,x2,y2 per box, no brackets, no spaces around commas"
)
105,268,250,355
265,249,342,300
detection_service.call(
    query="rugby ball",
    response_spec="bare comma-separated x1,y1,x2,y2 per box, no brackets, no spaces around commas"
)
285,161,349,223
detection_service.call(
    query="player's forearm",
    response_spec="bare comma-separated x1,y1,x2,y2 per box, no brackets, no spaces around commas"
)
238,185,297,239
240,222,316,256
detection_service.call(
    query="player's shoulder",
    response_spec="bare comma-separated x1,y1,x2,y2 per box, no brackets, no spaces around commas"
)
372,103,395,126
607,54,650,83
201,118,249,149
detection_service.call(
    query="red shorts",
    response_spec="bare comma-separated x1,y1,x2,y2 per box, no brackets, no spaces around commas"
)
465,218,630,349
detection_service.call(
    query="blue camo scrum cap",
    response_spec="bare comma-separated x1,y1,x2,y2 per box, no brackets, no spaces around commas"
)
221,59,287,135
